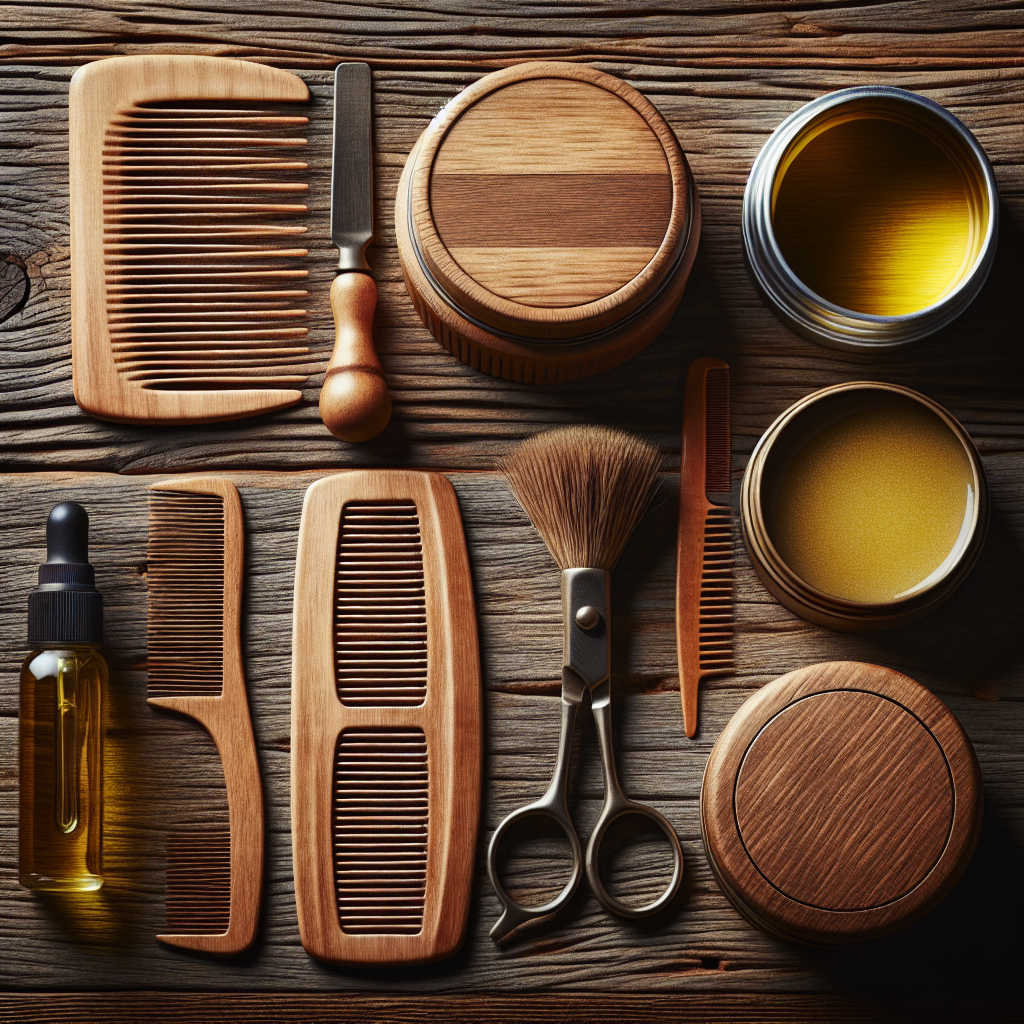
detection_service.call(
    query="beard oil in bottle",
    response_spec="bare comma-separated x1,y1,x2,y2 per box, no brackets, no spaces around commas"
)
20,502,106,892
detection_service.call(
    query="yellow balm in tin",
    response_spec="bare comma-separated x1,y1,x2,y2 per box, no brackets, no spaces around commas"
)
766,392,975,603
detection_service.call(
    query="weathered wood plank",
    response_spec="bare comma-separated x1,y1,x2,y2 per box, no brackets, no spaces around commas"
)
0,67,1020,472
0,1,1023,68
0,471,1019,1000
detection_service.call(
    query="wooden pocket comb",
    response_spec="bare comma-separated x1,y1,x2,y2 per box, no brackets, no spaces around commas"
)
676,358,734,738
70,55,313,424
292,471,481,964
147,477,263,954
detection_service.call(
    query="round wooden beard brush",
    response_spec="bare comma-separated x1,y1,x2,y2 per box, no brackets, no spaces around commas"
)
491,426,683,940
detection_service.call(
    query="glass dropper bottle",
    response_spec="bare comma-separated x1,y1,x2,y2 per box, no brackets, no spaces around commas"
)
20,502,106,892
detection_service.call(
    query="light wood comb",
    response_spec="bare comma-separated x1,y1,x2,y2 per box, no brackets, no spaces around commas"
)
676,358,734,738
147,477,263,954
292,471,481,964
70,55,313,424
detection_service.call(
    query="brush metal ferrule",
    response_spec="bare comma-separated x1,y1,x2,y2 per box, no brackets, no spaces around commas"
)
561,568,610,690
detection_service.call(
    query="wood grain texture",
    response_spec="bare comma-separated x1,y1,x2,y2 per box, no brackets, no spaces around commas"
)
407,62,692,343
0,4,1021,1017
0,65,1019,469
291,471,480,964
0,471,1018,1008
70,56,312,425
145,477,264,954
702,662,982,944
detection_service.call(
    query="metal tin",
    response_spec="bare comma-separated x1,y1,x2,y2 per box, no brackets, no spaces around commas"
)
743,87,998,351
740,382,989,632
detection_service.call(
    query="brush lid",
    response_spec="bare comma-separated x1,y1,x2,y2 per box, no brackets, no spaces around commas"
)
405,62,693,342
701,661,981,945
28,502,103,646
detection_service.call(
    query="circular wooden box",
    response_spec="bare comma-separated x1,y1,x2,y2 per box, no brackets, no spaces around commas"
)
395,62,701,384
701,662,982,945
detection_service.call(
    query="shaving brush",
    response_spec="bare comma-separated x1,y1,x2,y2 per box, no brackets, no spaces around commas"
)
500,425,663,571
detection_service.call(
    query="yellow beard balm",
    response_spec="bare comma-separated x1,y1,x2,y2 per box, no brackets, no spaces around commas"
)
741,384,989,631
743,87,997,351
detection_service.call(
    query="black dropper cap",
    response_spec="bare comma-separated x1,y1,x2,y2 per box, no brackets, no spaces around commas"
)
27,502,103,646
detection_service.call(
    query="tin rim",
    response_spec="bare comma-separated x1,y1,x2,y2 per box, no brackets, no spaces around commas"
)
742,87,999,351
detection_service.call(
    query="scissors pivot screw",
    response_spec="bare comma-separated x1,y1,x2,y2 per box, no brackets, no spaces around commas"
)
574,605,602,631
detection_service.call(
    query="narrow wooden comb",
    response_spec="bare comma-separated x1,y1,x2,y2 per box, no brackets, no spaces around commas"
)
676,358,734,738
70,55,313,424
147,477,263,954
292,471,481,964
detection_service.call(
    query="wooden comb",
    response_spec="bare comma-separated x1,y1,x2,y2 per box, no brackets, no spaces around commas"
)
292,471,481,964
146,477,263,954
676,358,734,738
70,55,313,424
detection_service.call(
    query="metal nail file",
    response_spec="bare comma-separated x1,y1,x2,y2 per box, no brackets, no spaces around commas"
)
319,62,392,443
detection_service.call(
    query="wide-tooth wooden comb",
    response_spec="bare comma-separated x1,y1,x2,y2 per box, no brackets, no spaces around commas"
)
676,358,734,738
146,477,263,954
70,55,313,424
292,471,481,964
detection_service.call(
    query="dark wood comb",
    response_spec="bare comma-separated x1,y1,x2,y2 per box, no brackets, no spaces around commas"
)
676,358,734,738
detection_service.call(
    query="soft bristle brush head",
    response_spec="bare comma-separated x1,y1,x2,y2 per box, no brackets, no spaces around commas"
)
147,490,226,698
705,366,731,494
500,425,663,571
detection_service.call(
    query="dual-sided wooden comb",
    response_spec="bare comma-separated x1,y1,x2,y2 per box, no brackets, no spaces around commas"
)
292,471,481,964
676,358,734,738
70,55,313,424
147,477,263,954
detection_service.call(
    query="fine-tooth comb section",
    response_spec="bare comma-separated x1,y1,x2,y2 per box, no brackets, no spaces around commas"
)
705,367,732,494
70,56,313,423
699,507,735,674
147,490,226,698
103,99,312,392
333,729,429,935
146,477,264,956
165,831,232,935
335,502,428,708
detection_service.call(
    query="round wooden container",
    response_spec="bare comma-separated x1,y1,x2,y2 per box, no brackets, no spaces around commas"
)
740,382,989,632
702,662,983,946
395,62,701,384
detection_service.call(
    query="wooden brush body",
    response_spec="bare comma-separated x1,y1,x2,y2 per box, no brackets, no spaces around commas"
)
676,358,734,738
291,471,481,964
71,55,312,424
147,477,263,954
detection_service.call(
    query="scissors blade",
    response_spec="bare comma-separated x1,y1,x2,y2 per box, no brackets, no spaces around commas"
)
561,568,610,689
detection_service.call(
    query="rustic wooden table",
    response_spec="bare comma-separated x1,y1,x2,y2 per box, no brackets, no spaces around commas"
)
0,3,1021,1022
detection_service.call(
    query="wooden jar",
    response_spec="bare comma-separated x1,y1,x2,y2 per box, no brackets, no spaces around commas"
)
740,382,989,632
395,62,700,384
702,661,983,945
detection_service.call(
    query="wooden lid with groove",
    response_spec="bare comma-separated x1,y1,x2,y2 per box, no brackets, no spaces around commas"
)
405,62,693,342
701,662,982,945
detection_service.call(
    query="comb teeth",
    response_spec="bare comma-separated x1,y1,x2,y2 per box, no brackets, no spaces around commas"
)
147,490,225,698
103,100,312,391
699,507,734,674
165,831,232,935
705,367,732,493
334,502,428,708
333,729,429,935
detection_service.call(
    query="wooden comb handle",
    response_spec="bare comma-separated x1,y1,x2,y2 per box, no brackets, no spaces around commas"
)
319,272,392,443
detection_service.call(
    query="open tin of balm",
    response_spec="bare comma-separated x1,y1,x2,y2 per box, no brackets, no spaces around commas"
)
743,87,997,350
741,383,988,631
395,62,700,384
701,662,982,945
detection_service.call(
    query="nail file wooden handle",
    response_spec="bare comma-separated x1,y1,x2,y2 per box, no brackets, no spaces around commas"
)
319,273,392,442
147,477,264,954
291,470,481,964
676,358,733,739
